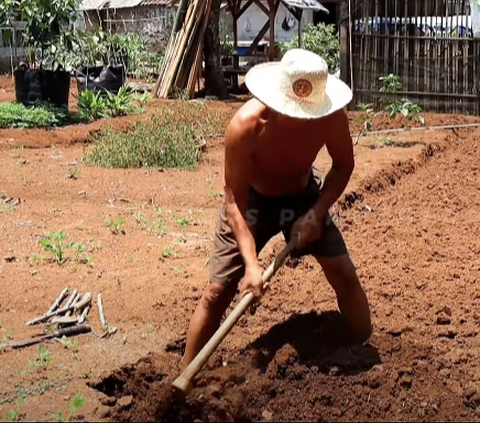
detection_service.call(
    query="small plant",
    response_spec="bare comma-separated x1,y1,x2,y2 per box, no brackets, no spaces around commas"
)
162,246,177,259
379,74,403,94
174,216,190,231
104,86,142,118
386,100,424,121
74,89,107,122
106,216,126,235
39,231,74,265
134,211,167,238
29,344,52,369
66,167,81,180
4,394,24,422
379,74,425,125
357,102,375,132
70,242,90,265
54,393,85,422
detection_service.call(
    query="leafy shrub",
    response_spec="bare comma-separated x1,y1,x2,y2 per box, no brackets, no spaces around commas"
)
75,87,144,123
0,102,68,129
280,23,340,73
379,74,425,124
74,90,107,122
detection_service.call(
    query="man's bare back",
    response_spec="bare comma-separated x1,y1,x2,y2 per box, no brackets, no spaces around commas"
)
226,98,353,197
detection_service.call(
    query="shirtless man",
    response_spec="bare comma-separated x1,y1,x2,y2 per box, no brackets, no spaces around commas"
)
182,49,372,368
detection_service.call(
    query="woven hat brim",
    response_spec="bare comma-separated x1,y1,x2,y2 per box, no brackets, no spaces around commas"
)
245,62,353,119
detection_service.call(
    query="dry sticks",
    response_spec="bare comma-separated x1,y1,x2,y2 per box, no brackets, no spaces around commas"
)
25,288,116,340
26,290,92,326
154,0,213,99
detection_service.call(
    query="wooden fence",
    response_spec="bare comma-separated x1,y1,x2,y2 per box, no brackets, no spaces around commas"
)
340,0,480,115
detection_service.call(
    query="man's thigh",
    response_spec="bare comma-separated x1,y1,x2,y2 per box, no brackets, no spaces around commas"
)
208,202,274,288
281,168,349,258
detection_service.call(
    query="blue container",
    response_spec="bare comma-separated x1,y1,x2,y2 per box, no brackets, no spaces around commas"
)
237,46,249,55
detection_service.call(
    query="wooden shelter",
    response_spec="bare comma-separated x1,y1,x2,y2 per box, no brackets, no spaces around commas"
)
224,0,329,61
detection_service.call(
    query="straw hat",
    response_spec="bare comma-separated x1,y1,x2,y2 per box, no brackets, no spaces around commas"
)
245,48,352,120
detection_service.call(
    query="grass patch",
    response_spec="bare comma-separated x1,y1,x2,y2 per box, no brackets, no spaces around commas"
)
83,102,224,169
0,102,68,129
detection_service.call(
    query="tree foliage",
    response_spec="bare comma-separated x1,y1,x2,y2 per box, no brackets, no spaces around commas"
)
280,23,340,73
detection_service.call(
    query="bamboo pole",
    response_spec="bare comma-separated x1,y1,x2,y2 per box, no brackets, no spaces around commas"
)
187,0,214,96
160,0,199,97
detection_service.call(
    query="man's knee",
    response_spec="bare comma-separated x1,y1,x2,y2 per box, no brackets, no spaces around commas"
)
317,255,362,297
200,281,235,313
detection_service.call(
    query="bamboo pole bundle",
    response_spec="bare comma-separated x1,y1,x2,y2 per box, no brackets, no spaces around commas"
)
155,0,213,99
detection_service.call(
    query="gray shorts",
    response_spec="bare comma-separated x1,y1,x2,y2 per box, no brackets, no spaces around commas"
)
209,167,348,287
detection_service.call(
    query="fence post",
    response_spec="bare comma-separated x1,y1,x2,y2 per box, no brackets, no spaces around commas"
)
339,0,352,105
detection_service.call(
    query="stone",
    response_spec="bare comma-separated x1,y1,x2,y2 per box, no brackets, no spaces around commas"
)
262,410,273,421
399,367,414,375
118,395,133,409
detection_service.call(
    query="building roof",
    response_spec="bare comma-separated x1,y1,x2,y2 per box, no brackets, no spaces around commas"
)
220,0,329,13
78,0,176,10
283,0,329,12
140,0,177,5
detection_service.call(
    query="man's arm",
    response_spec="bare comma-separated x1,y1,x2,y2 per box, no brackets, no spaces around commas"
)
223,117,259,270
312,109,355,219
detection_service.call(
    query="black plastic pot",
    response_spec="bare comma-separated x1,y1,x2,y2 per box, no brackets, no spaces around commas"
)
14,64,70,108
76,65,125,96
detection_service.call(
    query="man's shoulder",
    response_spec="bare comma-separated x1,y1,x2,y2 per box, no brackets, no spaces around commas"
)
314,108,349,132
227,98,266,140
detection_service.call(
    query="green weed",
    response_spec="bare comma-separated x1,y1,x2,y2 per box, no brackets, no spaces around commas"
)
54,393,85,422
66,167,81,179
174,216,190,231
39,231,74,265
83,102,224,169
106,216,126,235
29,345,52,369
4,394,24,421
134,212,167,238
162,247,177,258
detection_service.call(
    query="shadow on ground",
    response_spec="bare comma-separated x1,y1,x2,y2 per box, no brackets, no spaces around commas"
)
243,311,381,376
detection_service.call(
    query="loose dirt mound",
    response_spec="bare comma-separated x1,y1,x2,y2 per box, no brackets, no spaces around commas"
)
89,130,480,422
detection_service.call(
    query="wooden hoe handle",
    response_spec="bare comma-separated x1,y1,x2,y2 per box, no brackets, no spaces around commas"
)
171,238,297,393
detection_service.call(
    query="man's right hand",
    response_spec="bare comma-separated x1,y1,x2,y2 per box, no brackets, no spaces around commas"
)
239,263,265,300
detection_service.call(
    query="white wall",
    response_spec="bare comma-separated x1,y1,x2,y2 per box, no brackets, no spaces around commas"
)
236,3,314,43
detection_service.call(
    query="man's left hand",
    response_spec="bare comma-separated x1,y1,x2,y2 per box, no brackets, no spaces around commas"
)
290,208,323,251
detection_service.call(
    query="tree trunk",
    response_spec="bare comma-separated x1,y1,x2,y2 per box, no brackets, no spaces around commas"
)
204,0,229,99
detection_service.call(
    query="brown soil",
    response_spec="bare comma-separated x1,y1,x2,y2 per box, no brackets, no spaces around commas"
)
84,128,480,423
1,72,480,422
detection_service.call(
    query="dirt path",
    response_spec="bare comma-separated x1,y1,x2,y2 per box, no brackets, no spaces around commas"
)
90,129,480,422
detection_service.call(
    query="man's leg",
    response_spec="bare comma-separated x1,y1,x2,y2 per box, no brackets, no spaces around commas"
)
182,281,237,368
182,196,273,369
315,253,372,342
